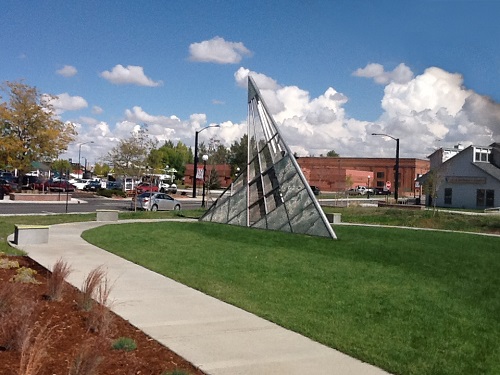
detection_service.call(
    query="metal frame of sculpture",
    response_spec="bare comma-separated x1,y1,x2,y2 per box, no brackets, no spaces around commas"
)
200,76,337,239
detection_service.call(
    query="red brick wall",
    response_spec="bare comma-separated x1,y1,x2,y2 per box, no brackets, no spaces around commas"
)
297,157,429,196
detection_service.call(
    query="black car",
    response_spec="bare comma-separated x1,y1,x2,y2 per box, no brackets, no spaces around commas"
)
374,188,391,195
83,180,102,191
310,185,321,196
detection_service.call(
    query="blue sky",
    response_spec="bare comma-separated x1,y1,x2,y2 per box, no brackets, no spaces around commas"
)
1,0,499,166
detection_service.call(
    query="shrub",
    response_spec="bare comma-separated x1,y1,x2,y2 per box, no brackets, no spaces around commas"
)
68,339,105,375
85,276,114,335
47,258,72,301
19,322,55,375
97,189,127,198
10,267,40,284
111,337,137,351
162,371,190,375
79,266,106,311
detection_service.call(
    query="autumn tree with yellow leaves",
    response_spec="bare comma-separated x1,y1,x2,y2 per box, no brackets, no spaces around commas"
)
0,81,77,172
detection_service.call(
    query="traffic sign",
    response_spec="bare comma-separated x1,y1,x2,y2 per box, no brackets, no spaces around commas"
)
386,181,392,189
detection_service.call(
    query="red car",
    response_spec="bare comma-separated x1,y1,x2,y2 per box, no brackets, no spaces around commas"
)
40,179,76,192
136,182,159,194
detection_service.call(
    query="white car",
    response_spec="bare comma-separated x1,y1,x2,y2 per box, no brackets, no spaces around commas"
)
132,192,182,211
72,179,91,190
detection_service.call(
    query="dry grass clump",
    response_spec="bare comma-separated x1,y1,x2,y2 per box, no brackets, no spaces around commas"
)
0,282,36,351
47,258,72,301
68,339,105,375
79,266,115,335
19,321,56,375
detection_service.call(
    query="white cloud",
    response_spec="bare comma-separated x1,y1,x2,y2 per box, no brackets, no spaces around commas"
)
100,65,163,86
45,93,88,114
61,63,500,167
189,36,252,64
353,63,414,85
232,66,499,159
56,65,77,77
92,106,104,115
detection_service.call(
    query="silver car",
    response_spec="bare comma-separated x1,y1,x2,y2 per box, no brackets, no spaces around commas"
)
133,192,181,211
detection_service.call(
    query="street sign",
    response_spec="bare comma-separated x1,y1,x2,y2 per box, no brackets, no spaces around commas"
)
386,181,392,189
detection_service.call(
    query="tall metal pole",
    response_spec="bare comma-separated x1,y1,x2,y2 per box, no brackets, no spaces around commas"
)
192,124,220,198
192,131,200,198
77,141,94,179
395,137,400,201
202,157,207,207
372,133,400,201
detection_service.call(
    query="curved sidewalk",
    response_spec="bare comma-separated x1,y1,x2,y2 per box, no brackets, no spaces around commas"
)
10,220,390,375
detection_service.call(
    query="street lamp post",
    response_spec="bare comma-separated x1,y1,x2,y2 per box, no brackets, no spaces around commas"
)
192,124,220,198
372,133,400,201
367,175,371,199
78,141,94,179
201,154,208,207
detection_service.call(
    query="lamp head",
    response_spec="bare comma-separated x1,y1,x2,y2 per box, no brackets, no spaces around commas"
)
202,154,209,161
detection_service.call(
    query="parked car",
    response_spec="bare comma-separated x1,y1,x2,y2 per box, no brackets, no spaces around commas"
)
0,178,16,195
373,188,391,195
309,185,321,196
106,181,123,190
347,185,373,195
83,180,102,192
136,182,159,194
72,179,91,190
0,176,19,192
132,192,181,211
41,179,76,192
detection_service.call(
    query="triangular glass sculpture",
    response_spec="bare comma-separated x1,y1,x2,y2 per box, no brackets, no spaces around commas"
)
200,76,337,239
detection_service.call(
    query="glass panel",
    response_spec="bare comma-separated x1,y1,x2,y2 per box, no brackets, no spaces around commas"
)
486,190,495,207
476,189,485,207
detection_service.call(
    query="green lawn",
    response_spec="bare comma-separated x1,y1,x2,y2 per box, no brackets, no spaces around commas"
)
82,221,500,375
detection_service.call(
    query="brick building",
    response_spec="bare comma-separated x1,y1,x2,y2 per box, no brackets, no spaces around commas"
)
296,157,430,196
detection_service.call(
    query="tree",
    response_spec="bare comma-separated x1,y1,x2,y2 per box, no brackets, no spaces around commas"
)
326,150,339,157
51,159,72,177
228,134,248,175
148,140,193,180
107,128,155,177
0,81,77,172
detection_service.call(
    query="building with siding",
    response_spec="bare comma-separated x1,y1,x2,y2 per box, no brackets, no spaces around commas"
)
420,143,500,209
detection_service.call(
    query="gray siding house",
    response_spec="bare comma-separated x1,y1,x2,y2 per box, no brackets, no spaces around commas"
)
421,143,500,209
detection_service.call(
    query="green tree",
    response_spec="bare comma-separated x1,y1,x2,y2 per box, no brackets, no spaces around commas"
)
93,162,111,177
228,134,248,175
107,128,155,177
150,140,193,180
326,150,339,157
51,159,72,178
0,80,77,172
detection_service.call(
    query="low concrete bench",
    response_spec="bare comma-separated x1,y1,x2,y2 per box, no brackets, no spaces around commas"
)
325,213,342,224
96,209,119,222
14,225,49,245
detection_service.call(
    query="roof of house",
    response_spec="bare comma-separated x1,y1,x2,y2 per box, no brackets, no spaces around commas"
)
473,162,500,181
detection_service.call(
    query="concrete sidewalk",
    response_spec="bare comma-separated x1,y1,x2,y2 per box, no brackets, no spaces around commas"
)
10,220,390,375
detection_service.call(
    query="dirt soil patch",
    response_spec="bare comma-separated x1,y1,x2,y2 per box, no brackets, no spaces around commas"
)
0,256,205,375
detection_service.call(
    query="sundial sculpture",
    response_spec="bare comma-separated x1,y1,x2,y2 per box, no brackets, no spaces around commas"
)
200,76,337,239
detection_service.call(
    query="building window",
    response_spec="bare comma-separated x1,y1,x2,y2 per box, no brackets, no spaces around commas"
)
376,181,385,187
477,189,495,208
376,172,384,179
474,148,490,162
444,188,452,204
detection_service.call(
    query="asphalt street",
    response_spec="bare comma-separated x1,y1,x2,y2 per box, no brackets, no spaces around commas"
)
0,196,201,215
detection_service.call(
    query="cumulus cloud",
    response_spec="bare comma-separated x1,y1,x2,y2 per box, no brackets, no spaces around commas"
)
100,65,162,86
56,65,77,77
189,36,252,64
92,106,104,115
233,65,499,159
62,63,500,166
45,93,88,114
353,63,414,85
